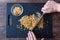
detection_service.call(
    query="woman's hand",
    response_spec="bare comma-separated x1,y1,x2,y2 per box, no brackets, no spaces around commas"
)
26,31,37,40
26,31,44,40
41,1,57,13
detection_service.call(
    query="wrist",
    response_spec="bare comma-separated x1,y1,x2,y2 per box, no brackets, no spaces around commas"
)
52,1,57,12
56,3,60,12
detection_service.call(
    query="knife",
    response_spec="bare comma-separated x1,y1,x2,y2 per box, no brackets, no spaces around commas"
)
31,12,44,31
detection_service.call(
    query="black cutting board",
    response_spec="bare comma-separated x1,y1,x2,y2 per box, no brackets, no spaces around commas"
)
6,3,52,38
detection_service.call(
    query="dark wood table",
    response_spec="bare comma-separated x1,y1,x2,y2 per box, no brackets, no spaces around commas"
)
0,0,60,40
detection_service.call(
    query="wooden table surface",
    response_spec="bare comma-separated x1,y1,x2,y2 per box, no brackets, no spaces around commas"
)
0,0,60,40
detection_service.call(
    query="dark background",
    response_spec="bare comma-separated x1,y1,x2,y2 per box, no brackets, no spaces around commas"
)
0,0,60,40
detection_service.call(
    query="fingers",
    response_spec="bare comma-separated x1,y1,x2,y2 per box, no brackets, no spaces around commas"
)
41,1,56,13
41,2,51,13
26,37,28,40
41,7,50,13
26,31,45,40
43,1,50,8
41,38,44,40
31,32,37,40
41,7,47,13
26,31,37,40
28,31,34,40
